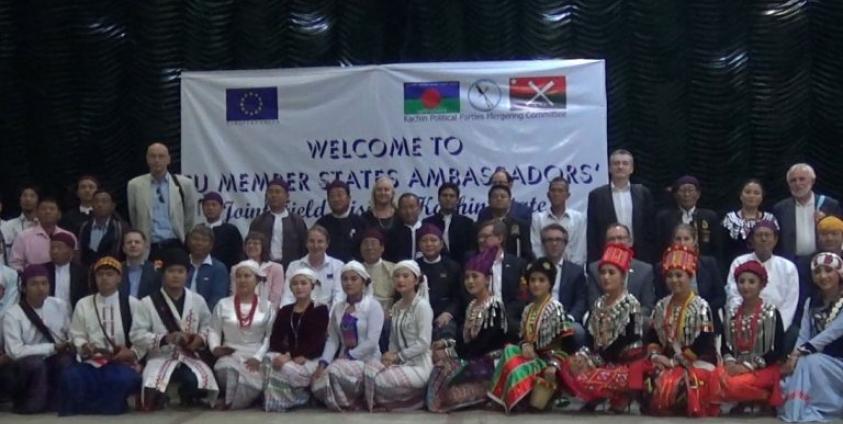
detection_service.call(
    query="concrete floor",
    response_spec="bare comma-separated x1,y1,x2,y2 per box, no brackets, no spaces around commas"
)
0,409,785,424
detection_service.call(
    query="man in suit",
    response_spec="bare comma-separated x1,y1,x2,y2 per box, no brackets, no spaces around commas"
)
248,177,307,268
773,163,842,260
127,142,198,261
422,182,476,265
315,180,366,262
587,223,656,320
186,224,229,310
587,149,656,263
120,229,160,299
655,176,721,262
477,219,527,341
201,191,242,271
59,175,98,237
484,185,533,261
45,232,89,312
476,167,533,223
540,223,587,347
78,190,125,269
385,192,423,262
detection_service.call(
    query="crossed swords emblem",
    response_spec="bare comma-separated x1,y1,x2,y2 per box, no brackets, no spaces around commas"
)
524,80,556,107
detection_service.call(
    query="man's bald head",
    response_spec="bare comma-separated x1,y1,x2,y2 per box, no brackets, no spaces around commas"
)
146,142,171,177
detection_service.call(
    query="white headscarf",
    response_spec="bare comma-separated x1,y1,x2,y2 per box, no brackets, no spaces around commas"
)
342,260,372,297
232,259,266,279
288,267,320,287
393,259,428,300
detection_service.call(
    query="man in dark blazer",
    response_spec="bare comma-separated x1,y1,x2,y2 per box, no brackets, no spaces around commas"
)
655,176,721,262
201,192,243,270
773,163,842,260
59,175,98,237
78,190,125,269
248,178,307,268
315,180,366,262
46,233,90,311
476,167,533,224
587,149,656,263
587,224,656,321
422,182,476,265
476,220,528,341
120,229,160,299
385,193,423,262
484,185,533,262
540,224,587,346
186,225,230,310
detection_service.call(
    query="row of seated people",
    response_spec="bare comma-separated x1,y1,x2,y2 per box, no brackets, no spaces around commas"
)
1,239,841,422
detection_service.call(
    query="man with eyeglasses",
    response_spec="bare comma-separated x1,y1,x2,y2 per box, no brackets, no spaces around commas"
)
540,224,587,347
127,143,197,261
655,175,720,263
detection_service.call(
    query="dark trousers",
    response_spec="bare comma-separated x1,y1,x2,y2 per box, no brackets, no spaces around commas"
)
143,363,206,410
0,361,15,402
12,353,75,414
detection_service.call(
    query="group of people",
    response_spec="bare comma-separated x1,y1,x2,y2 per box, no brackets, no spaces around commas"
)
0,144,841,422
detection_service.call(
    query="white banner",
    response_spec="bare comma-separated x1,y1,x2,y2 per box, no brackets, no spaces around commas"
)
181,60,607,233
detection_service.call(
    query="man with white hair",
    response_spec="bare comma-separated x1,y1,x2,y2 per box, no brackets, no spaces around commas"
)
773,163,842,259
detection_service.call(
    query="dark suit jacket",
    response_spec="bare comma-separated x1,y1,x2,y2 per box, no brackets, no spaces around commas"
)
422,212,476,265
46,262,90,311
586,183,656,263
654,255,725,331
655,207,721,262
315,213,367,263
249,211,308,269
211,223,243,271
78,216,126,269
477,200,533,224
773,194,842,259
499,253,528,341
59,208,90,237
187,257,230,310
556,260,587,323
501,215,533,262
587,258,655,320
384,223,417,263
120,261,161,299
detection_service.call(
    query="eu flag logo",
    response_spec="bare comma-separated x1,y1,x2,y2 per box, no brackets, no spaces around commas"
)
226,87,278,121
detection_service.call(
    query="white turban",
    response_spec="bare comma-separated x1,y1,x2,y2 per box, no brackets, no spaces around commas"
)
288,267,320,286
341,260,371,281
232,260,266,279
393,260,428,300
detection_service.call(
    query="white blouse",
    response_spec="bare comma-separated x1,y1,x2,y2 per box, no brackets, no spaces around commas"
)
208,295,274,360
321,295,383,364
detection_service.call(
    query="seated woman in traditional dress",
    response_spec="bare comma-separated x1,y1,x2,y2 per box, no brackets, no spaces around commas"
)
311,260,384,411
560,243,647,413
427,249,508,413
488,257,577,413
718,260,784,414
780,251,843,422
416,223,464,342
645,244,719,417
2,264,73,414
60,257,143,415
131,248,218,409
235,232,285,307
364,260,434,411
263,267,329,412
208,260,275,410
